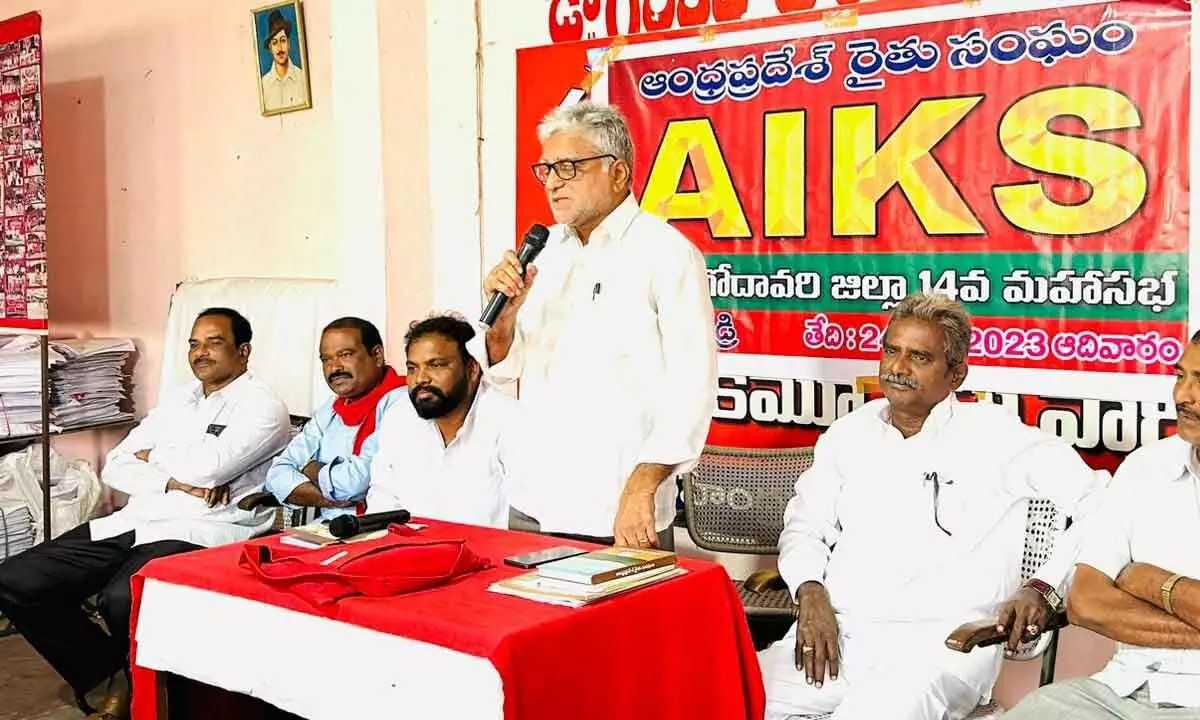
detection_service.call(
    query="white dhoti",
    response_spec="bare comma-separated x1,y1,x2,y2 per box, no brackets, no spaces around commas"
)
760,618,1000,720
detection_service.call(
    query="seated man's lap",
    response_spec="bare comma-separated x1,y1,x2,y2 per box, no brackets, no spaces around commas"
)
761,622,988,720
1005,677,1198,719
0,524,132,603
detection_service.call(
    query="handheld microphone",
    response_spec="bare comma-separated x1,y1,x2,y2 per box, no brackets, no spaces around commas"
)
480,224,550,326
328,509,412,538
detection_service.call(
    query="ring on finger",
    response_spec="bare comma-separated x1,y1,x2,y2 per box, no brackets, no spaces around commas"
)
1026,623,1039,635
800,645,815,654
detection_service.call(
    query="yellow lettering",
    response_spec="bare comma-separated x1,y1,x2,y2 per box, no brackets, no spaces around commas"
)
832,97,985,236
763,110,806,237
641,118,751,237
994,86,1147,236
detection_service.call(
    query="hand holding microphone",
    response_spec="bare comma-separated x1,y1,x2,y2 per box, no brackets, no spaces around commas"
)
481,224,549,327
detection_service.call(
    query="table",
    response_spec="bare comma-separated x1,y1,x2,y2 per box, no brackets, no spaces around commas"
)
130,519,765,720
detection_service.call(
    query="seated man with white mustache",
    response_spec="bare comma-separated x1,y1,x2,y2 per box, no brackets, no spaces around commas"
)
758,292,1108,720
367,313,513,528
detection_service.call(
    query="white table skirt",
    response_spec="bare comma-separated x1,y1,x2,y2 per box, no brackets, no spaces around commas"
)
135,578,505,720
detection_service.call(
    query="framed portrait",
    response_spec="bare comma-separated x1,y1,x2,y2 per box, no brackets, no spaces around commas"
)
252,1,311,117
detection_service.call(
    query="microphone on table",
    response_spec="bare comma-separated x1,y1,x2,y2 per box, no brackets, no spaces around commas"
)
328,509,412,539
480,224,550,327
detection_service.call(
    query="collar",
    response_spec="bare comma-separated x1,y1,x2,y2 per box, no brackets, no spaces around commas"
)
189,369,252,402
423,382,490,445
562,193,639,249
1171,434,1200,482
879,392,957,436
265,63,299,83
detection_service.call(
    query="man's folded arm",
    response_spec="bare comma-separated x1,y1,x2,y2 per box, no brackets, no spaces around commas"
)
148,395,290,489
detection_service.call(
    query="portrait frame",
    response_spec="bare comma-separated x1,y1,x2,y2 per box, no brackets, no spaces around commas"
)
252,0,312,117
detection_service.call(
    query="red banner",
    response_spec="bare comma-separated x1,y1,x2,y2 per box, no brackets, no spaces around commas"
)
515,0,1192,473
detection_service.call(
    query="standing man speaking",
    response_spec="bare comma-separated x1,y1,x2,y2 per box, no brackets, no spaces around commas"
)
483,101,717,549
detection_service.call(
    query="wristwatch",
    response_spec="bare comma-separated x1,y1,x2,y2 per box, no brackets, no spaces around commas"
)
1025,578,1064,612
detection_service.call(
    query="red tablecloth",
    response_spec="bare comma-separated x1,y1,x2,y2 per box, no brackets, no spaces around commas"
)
130,519,765,720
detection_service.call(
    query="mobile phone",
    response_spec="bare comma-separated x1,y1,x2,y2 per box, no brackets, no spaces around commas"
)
504,545,588,569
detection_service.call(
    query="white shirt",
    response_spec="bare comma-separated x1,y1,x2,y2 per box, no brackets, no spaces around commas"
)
366,384,513,529
779,396,1108,626
488,194,717,536
261,62,307,112
90,371,291,547
1080,434,1200,707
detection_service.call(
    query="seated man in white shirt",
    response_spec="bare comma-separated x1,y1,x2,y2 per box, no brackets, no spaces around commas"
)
367,313,512,528
0,307,289,720
255,317,406,518
1003,332,1200,718
758,292,1108,720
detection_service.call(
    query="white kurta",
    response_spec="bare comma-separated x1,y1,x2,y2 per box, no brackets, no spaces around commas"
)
486,194,717,537
366,385,513,529
761,395,1109,720
90,371,291,547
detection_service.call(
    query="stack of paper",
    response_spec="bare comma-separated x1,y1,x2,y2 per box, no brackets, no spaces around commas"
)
0,335,134,438
0,334,65,436
50,338,136,429
0,502,34,560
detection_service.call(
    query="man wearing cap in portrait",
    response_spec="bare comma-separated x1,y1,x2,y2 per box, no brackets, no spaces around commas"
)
260,8,307,113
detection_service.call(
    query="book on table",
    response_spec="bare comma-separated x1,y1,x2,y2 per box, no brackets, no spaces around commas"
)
536,547,677,585
488,564,687,608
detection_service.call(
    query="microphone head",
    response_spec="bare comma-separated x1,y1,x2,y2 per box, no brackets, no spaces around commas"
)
516,224,550,265
328,514,359,539
524,223,550,248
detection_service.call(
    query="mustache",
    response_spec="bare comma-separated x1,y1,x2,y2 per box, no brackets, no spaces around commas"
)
410,385,446,401
1178,404,1200,420
327,371,351,382
880,372,917,389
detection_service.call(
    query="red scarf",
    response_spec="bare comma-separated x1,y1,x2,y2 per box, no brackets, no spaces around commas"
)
332,366,406,454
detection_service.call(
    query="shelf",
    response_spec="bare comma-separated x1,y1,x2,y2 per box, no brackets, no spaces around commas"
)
0,419,135,446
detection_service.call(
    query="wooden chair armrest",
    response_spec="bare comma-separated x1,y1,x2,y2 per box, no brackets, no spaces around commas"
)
742,569,788,594
945,610,1069,653
236,491,281,512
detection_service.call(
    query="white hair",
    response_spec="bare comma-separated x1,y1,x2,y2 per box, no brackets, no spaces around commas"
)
537,101,634,172
886,292,972,368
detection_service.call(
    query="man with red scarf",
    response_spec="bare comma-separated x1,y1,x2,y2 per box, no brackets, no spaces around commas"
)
262,317,406,518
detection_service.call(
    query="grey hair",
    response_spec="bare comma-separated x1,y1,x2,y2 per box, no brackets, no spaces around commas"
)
537,101,635,174
886,292,972,368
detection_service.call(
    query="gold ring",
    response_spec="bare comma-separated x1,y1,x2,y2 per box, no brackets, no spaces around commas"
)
800,646,815,654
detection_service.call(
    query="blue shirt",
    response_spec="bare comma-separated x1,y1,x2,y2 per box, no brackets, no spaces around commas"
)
265,387,407,518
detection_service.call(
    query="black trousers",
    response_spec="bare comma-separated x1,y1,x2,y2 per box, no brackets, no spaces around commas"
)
0,523,199,696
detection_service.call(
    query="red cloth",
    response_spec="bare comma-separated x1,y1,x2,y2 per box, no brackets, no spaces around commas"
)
331,366,405,454
237,526,491,608
130,520,764,720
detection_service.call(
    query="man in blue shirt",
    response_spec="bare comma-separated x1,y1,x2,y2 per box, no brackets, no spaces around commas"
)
260,317,406,517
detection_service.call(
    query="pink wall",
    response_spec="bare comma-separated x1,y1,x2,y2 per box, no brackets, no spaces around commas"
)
378,0,434,350
0,0,340,467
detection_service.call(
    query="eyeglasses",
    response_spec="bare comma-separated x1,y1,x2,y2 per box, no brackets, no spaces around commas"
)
925,472,953,537
530,154,616,184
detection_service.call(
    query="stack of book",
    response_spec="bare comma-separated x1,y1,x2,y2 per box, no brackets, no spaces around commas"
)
489,547,685,608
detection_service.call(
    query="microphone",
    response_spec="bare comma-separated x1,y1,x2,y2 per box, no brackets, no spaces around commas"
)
328,509,412,538
480,224,550,326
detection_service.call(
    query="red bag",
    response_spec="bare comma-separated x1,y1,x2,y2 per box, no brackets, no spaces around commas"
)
239,525,492,611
